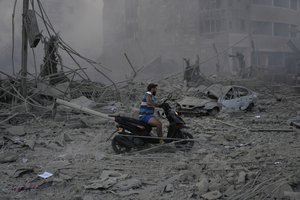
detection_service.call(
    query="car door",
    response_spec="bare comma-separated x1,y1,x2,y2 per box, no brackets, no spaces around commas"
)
235,87,252,110
220,87,240,112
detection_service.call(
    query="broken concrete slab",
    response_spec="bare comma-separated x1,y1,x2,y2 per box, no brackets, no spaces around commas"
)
84,170,128,190
0,152,18,163
223,133,237,141
113,178,142,191
237,171,247,184
6,126,26,136
24,137,36,150
271,183,293,199
70,96,97,109
201,190,222,200
284,191,300,199
84,178,118,190
64,119,89,129
173,161,188,170
163,184,174,193
12,167,34,178
196,177,209,195
36,81,70,98
223,185,235,197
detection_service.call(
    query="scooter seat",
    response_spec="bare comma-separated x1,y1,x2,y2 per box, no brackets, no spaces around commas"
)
114,116,153,133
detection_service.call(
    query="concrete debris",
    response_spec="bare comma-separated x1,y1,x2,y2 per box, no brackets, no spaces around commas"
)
64,119,89,129
70,96,97,109
163,184,174,193
6,126,26,136
284,192,300,199
196,177,209,195
84,178,117,190
0,152,18,163
237,171,247,184
265,183,293,199
173,161,188,170
113,178,142,191
12,167,34,178
84,170,128,190
201,190,222,200
223,185,235,197
0,75,299,200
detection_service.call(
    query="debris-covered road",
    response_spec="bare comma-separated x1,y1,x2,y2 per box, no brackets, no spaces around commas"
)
0,81,300,200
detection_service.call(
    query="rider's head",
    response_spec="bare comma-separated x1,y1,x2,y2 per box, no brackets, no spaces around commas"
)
147,83,158,96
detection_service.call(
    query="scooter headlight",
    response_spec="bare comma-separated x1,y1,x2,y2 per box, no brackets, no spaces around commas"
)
117,128,124,133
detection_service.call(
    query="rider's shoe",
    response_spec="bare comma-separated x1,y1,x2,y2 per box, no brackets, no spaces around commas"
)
159,139,165,145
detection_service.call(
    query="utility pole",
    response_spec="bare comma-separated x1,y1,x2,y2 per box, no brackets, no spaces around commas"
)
21,0,29,97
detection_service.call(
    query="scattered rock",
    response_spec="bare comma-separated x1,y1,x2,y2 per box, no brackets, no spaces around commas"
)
223,185,235,197
189,192,198,199
283,191,300,199
12,168,34,178
64,119,89,129
201,190,222,200
196,177,209,195
209,182,223,192
84,170,128,190
64,132,73,142
24,138,36,150
0,152,17,163
247,171,258,179
174,161,188,170
223,133,237,141
6,126,26,136
70,96,97,109
84,178,118,190
271,183,293,199
163,184,174,193
237,171,246,184
179,172,196,183
113,178,142,191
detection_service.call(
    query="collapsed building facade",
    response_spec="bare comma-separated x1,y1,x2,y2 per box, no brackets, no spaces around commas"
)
101,0,300,82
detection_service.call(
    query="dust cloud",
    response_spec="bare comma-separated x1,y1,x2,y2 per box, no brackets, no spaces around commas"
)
0,0,103,77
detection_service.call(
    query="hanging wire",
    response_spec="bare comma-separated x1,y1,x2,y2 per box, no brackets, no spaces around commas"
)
36,0,51,37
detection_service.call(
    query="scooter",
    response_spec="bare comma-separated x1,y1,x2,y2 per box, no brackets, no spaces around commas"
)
109,95,194,154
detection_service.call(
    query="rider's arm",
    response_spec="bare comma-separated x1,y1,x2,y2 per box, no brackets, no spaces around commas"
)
146,95,159,108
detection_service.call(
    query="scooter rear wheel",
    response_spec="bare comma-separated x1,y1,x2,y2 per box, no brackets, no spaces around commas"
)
112,136,131,154
175,131,194,151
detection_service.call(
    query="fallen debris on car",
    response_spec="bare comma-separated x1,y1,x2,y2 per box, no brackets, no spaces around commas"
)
176,84,258,116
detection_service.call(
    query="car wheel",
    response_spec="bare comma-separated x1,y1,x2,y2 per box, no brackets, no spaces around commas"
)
194,107,204,116
208,107,219,116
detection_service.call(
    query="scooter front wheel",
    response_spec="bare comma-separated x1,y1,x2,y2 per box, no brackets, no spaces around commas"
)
175,131,194,151
112,135,132,154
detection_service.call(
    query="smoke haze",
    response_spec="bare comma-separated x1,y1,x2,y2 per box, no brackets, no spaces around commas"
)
0,0,103,78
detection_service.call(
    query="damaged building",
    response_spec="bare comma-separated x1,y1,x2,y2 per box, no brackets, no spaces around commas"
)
101,0,300,82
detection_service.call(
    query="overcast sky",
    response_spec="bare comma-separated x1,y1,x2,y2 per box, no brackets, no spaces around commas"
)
0,0,103,77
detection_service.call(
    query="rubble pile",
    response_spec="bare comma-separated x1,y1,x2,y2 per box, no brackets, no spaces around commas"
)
0,75,299,199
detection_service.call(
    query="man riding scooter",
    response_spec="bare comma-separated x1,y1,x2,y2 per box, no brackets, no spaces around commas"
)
139,83,164,144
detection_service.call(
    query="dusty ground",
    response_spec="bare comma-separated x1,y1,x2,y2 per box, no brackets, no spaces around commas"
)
0,83,300,200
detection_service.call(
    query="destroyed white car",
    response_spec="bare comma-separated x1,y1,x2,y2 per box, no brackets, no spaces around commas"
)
176,84,258,116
